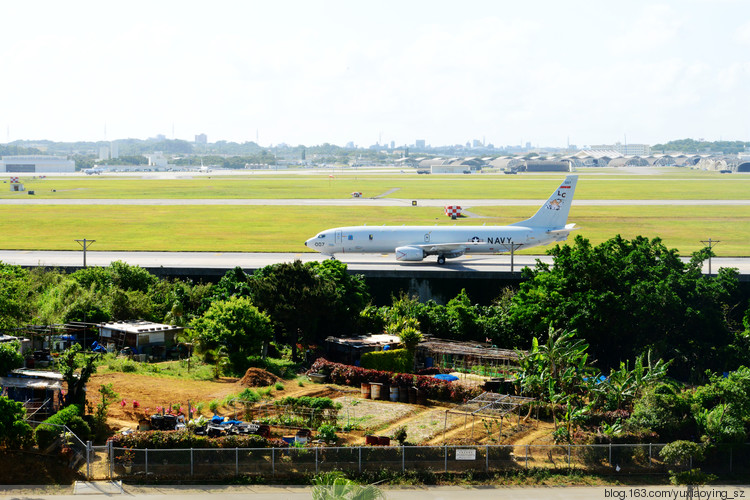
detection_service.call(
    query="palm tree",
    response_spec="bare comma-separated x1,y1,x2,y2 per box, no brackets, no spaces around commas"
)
311,471,385,500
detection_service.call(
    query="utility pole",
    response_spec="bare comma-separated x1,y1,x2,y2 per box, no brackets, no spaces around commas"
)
74,239,95,268
700,238,720,276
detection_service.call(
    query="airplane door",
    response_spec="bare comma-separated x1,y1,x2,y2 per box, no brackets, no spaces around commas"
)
335,230,342,244
424,233,431,242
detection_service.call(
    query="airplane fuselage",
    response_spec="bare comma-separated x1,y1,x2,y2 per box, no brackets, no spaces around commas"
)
306,224,565,256
304,175,578,264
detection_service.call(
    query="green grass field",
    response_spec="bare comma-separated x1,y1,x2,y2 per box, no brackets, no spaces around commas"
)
3,169,750,200
2,204,748,256
2,169,749,255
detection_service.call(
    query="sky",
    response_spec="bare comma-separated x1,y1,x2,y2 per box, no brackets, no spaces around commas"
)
1,0,749,148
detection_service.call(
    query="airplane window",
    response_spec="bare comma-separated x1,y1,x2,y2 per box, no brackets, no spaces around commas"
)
318,234,325,238
348,235,353,240
369,234,373,240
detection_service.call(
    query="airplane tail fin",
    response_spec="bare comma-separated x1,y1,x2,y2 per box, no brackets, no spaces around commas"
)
512,175,578,229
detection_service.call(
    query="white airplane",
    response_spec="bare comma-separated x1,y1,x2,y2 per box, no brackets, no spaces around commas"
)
304,174,578,264
83,167,104,175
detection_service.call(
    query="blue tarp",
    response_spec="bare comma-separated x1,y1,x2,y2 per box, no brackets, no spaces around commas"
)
433,374,459,381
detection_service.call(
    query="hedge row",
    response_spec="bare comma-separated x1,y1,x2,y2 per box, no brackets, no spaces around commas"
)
360,348,411,373
309,358,482,402
34,404,84,449
110,430,285,449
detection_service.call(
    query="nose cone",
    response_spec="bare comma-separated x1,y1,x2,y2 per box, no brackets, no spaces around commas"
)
304,236,316,250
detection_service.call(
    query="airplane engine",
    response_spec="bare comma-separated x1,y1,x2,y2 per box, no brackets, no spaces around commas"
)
395,246,425,262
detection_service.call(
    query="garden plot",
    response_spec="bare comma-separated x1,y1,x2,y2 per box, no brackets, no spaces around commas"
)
334,396,418,433
390,408,458,443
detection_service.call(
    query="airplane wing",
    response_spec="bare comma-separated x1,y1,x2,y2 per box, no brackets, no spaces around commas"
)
415,241,483,255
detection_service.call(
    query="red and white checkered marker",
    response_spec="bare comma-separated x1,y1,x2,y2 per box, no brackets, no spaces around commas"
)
444,205,462,217
10,177,19,183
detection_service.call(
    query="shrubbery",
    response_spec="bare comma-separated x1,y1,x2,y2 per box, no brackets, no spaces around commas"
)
360,348,411,373
109,430,283,449
0,396,34,449
34,404,84,449
310,358,482,402
0,341,24,376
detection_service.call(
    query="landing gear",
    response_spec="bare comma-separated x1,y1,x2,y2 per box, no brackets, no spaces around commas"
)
437,255,446,265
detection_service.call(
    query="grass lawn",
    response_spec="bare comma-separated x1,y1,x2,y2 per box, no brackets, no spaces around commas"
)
3,169,750,200
2,204,749,255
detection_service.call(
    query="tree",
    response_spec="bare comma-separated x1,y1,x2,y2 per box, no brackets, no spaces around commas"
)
0,263,32,329
58,344,99,408
515,327,594,441
243,260,370,361
190,296,273,369
0,341,24,376
0,396,33,449
505,235,740,379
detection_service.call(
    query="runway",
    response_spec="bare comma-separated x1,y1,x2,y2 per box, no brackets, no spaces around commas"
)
1,250,748,275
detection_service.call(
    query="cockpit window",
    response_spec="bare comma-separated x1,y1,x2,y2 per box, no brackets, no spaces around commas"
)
318,234,326,238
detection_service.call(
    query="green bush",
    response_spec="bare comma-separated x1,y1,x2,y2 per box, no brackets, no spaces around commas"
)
0,341,24,376
0,396,34,449
317,424,337,443
66,415,91,442
237,388,260,403
360,348,411,373
110,430,276,449
660,440,705,467
669,468,717,485
34,404,83,449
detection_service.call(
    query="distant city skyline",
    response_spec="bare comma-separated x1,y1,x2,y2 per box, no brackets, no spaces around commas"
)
2,1,748,148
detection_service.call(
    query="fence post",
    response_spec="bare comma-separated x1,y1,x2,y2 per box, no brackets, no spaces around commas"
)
609,443,612,466
145,448,148,474
444,446,448,473
402,446,405,473
568,444,571,468
190,448,194,476
86,441,91,480
525,444,528,469
236,448,239,477
272,448,275,476
485,445,489,472
109,441,114,479
316,447,319,474
649,443,652,467
358,446,362,474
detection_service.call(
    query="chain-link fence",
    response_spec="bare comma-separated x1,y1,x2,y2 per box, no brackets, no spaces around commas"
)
90,443,750,480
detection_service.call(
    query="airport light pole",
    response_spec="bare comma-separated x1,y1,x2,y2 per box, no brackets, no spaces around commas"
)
75,238,95,268
700,238,719,276
499,243,525,274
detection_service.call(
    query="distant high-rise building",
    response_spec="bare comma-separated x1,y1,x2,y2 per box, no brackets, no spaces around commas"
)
390,140,395,149
345,141,355,148
195,133,207,144
472,139,483,148
415,139,426,149
98,146,109,161
110,141,119,159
